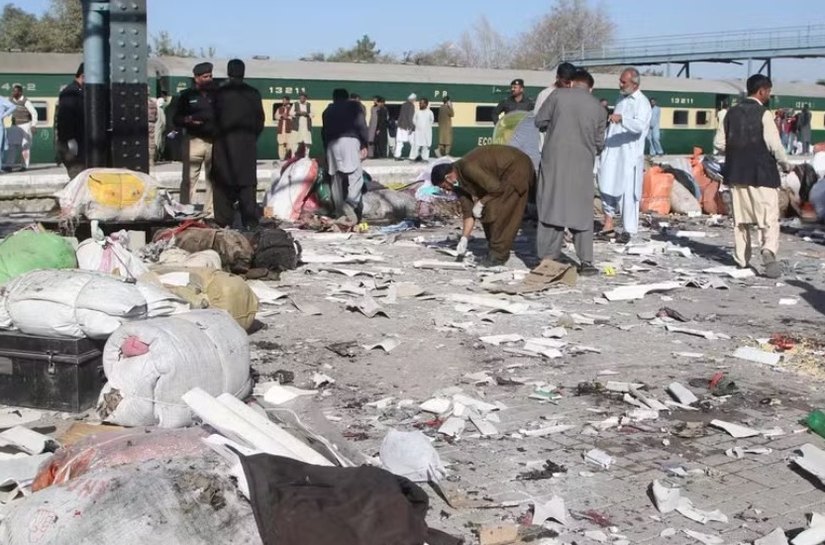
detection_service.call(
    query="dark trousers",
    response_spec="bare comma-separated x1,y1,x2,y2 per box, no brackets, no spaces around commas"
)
213,183,259,229
56,141,85,180
537,222,593,264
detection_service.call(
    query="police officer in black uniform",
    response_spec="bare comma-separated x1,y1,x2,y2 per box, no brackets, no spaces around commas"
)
173,62,217,211
492,78,535,122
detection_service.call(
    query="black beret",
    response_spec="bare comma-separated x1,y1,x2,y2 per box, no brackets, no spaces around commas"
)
193,62,213,76
511,78,524,86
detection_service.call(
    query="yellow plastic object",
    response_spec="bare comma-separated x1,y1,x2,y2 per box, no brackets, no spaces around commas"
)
602,265,616,276
355,222,369,233
86,172,153,208
492,111,529,145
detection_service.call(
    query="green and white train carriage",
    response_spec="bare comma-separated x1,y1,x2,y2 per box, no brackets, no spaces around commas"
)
1,51,824,165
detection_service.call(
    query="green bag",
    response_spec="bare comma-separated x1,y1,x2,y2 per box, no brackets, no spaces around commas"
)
0,231,78,284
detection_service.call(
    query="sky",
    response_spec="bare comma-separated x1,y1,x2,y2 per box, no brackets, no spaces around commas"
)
23,0,825,82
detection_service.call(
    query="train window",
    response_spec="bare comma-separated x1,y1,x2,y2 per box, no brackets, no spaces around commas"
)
476,106,495,123
672,110,689,126
32,101,48,125
431,107,440,124
695,111,709,125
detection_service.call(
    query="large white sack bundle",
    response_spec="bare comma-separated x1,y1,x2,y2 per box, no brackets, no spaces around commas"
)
98,309,252,428
813,151,825,179
0,270,186,339
157,247,222,269
669,179,702,215
56,168,165,221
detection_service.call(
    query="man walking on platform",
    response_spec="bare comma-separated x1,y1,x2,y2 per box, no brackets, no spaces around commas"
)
713,74,791,279
55,63,85,180
394,93,417,161
7,84,38,171
274,96,293,160
647,98,664,156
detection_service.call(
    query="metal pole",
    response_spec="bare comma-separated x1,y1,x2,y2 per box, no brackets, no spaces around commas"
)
82,0,111,168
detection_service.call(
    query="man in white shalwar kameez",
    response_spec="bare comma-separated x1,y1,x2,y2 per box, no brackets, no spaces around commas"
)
411,98,434,161
7,85,38,171
598,67,651,240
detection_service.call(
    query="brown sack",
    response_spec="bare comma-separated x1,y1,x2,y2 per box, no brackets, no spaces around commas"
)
155,226,253,274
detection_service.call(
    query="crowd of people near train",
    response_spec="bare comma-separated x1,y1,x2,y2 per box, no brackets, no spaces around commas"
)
774,105,814,155
44,59,798,279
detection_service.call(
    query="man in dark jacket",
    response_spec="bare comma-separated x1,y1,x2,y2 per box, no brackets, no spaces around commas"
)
372,96,389,158
431,145,536,267
211,59,265,230
173,62,217,213
322,88,369,222
713,74,791,279
55,63,85,179
393,93,417,160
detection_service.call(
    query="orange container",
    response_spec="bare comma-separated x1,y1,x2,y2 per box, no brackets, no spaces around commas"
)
641,166,675,215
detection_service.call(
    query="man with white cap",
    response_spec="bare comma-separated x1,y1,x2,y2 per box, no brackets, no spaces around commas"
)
394,93,417,161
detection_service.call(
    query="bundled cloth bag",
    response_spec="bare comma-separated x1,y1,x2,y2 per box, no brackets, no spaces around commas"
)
247,221,301,274
670,180,702,215
0,230,78,284
157,247,222,269
154,221,253,274
142,266,259,330
641,166,674,215
97,309,252,428
56,168,165,221
265,158,319,221
76,230,149,280
0,270,186,339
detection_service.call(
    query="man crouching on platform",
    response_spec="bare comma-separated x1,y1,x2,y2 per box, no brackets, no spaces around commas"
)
430,145,536,267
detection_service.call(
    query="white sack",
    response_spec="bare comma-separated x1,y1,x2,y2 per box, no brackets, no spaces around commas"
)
76,234,150,280
99,309,252,428
670,179,702,215
56,168,165,221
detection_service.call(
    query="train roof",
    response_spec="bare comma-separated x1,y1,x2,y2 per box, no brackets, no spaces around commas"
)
3,52,825,97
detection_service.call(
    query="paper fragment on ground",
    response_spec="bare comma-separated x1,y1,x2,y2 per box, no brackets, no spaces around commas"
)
733,346,781,366
652,480,681,513
709,420,761,438
584,448,615,469
414,260,467,270
703,265,755,279
448,294,531,314
725,447,773,459
682,529,724,545
0,426,55,455
0,408,42,430
470,413,499,436
755,528,789,545
480,334,524,346
533,495,568,526
603,281,682,302
260,383,318,405
0,453,52,487
667,382,699,405
793,444,825,487
363,338,401,353
542,326,568,338
347,295,389,318
521,425,575,437
247,280,289,304
666,325,727,340
302,253,385,264
605,381,645,393
420,398,452,415
291,298,322,315
793,518,825,545
438,417,466,438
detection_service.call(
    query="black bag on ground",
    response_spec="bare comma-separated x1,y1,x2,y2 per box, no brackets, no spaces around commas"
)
248,221,301,272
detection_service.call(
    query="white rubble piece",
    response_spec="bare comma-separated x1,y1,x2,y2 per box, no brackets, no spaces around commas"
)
733,346,781,366
0,452,53,488
522,338,565,359
182,387,332,466
348,295,389,318
0,426,56,455
584,530,608,542
755,528,789,545
603,282,683,302
258,383,317,406
438,417,466,438
725,447,773,459
542,326,568,338
682,529,724,545
667,382,699,405
365,397,394,410
379,429,446,483
420,398,453,415
312,373,335,388
779,298,799,306
652,480,728,524
521,425,575,437
470,413,499,437
453,394,499,414
703,265,756,279
533,495,568,526
570,313,610,325
363,338,401,353
447,294,531,314
673,230,708,238
413,260,467,270
709,420,761,438
0,408,43,430
666,325,729,341
246,280,289,304
480,334,524,346
606,381,646,393
652,480,681,513
584,448,615,469
291,298,322,316
302,253,386,264
629,387,670,412
627,408,659,422
792,444,825,487
792,514,825,545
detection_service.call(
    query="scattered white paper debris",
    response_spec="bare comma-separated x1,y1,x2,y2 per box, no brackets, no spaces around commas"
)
584,530,608,543
363,338,401,353
603,281,682,302
709,419,761,438
414,260,466,270
0,452,53,488
733,346,781,366
660,528,677,538
666,325,728,341
365,397,394,410
703,265,755,279
667,382,699,405
470,413,499,437
725,446,773,459
438,417,466,438
754,528,788,545
627,408,659,421
779,298,799,306
793,444,825,487
521,425,575,437
420,398,452,415
452,394,498,414
0,408,42,430
247,280,289,304
605,381,645,393
0,426,55,455
480,334,524,346
533,495,568,526
673,351,704,358
260,383,317,405
380,429,446,483
652,480,681,513
793,516,825,545
584,448,615,469
312,373,335,388
682,529,724,545
542,326,568,339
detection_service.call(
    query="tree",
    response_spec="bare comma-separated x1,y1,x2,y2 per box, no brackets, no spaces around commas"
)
150,30,196,57
0,0,82,52
511,0,614,70
324,35,395,63
0,5,40,51
455,16,513,69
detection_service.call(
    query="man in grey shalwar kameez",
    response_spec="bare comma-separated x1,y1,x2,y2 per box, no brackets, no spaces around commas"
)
534,70,607,275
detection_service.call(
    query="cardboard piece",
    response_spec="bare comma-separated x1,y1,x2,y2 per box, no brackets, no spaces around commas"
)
709,420,761,438
347,295,389,318
733,346,781,366
363,338,401,353
793,444,825,487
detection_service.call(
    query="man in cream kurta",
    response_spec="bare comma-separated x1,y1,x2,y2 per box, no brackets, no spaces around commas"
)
598,67,651,239
411,98,434,161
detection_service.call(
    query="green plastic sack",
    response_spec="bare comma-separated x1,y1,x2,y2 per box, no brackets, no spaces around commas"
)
493,111,530,145
0,231,78,284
